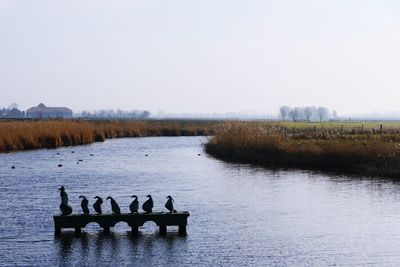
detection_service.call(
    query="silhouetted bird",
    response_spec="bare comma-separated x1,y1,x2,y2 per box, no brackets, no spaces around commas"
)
93,196,103,215
11,166,15,169
165,195,177,213
142,195,153,213
78,159,83,162
71,151,75,154
107,196,121,215
90,154,94,156
58,164,63,167
58,186,73,215
56,152,60,155
79,196,90,215
129,195,139,213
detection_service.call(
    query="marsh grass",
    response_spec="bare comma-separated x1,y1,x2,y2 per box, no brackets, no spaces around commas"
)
0,120,218,152
205,121,400,177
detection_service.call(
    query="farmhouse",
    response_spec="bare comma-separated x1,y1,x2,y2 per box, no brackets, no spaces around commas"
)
26,103,73,119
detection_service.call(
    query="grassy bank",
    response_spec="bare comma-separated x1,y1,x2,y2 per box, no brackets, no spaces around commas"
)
0,120,218,153
205,121,400,177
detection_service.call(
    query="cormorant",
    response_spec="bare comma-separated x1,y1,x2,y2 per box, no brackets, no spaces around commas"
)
129,195,139,213
58,186,73,215
79,196,90,215
142,195,153,213
165,195,177,213
107,196,121,215
93,196,103,215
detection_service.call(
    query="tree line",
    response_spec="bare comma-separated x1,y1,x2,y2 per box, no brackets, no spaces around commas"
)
279,106,337,122
75,109,151,119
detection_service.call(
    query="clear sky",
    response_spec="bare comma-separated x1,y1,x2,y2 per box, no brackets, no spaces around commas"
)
0,0,400,115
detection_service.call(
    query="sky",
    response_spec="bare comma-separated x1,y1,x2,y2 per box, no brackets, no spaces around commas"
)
0,0,400,115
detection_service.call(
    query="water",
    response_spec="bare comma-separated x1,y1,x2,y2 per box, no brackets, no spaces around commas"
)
1,137,400,266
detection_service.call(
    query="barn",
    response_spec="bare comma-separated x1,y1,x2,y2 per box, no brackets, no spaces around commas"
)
26,103,73,119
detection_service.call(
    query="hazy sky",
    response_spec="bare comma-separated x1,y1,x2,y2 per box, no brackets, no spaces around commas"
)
1,0,400,115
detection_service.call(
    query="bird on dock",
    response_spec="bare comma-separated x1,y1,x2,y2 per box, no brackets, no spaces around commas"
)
93,196,103,215
79,196,90,215
58,186,73,215
129,195,139,213
142,195,153,213
107,196,121,215
165,195,177,213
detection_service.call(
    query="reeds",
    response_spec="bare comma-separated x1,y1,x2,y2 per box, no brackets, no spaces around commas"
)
0,120,218,152
205,122,400,177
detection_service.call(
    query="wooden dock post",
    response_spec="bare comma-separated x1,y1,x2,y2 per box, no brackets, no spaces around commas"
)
75,227,81,235
159,225,167,235
179,225,186,235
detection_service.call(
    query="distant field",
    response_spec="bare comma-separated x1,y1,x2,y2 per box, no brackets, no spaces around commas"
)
205,121,400,178
0,119,220,153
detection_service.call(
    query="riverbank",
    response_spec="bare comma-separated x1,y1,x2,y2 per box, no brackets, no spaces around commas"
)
0,119,219,153
205,122,400,178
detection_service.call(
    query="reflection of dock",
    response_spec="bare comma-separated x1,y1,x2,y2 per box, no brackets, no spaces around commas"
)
54,212,190,236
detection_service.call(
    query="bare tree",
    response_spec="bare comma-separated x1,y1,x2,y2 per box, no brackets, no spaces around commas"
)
279,106,291,121
304,106,316,121
289,108,299,122
317,107,329,122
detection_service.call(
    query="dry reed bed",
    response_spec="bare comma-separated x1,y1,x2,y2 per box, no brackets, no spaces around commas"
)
0,120,218,152
205,122,400,177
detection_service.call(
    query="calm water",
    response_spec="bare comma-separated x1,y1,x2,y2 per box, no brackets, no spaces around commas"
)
1,137,400,266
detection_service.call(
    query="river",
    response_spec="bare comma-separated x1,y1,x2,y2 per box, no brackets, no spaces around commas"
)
1,137,400,266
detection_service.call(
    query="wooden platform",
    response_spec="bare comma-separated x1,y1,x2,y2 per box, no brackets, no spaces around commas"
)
53,212,190,236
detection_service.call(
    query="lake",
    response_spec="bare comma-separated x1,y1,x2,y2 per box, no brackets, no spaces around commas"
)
1,137,400,266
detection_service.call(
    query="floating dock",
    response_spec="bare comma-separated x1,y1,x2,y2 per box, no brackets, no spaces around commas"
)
53,212,190,235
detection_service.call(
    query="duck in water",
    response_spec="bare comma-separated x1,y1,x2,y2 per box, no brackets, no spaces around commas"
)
129,195,139,213
107,196,121,215
58,186,73,215
93,196,103,215
142,195,153,213
79,196,90,215
165,195,177,213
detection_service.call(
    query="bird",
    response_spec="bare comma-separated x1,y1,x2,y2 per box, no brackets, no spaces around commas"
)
165,195,177,213
11,166,15,169
78,159,83,162
93,196,103,215
142,195,153,213
58,186,73,215
79,196,90,215
107,196,121,215
56,152,60,155
58,164,63,167
90,154,94,156
129,195,139,213
71,151,75,154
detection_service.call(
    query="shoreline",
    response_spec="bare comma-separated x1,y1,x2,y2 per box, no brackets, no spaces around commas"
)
204,122,400,178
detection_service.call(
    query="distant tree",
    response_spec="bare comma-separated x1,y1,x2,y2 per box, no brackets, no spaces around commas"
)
279,106,291,121
317,107,329,122
289,108,299,122
332,110,338,119
304,106,317,121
